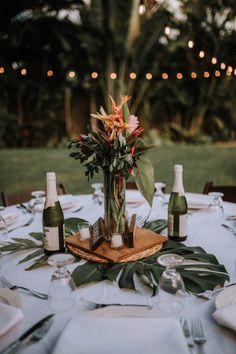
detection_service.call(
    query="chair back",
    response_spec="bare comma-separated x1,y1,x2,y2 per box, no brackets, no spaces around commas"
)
203,181,236,203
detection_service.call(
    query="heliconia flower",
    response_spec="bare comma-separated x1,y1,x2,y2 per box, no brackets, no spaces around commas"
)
130,146,135,156
78,134,86,142
128,167,134,176
127,115,139,134
131,127,144,138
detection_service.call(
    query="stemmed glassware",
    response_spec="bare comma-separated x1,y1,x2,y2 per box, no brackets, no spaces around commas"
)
31,190,46,214
91,183,103,205
0,206,9,244
154,253,186,317
207,192,224,222
47,253,76,312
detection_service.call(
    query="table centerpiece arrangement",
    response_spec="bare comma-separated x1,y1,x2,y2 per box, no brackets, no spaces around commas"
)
68,95,156,246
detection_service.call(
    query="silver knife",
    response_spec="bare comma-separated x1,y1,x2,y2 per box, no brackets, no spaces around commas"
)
0,314,54,354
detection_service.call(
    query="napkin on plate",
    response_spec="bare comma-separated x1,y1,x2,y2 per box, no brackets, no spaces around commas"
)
0,211,18,228
52,316,189,354
0,288,24,336
213,304,236,332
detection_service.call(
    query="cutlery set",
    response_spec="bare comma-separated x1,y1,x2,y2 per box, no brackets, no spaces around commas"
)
0,314,54,354
181,317,207,350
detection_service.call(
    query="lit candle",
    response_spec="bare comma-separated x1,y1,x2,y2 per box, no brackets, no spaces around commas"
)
111,233,123,249
78,222,91,241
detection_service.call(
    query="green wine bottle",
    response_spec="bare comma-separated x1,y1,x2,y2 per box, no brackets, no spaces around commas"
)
168,164,188,241
43,172,65,255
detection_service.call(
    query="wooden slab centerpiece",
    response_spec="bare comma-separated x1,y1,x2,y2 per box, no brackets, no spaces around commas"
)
66,217,167,263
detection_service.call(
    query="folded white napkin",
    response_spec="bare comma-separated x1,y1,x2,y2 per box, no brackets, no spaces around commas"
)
0,211,18,228
0,303,24,336
213,304,236,332
53,316,189,354
28,195,81,211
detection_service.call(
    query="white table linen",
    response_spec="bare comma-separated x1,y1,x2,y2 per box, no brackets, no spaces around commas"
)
0,192,236,354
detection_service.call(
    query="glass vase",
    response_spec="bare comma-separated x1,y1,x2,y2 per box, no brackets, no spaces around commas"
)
103,170,126,241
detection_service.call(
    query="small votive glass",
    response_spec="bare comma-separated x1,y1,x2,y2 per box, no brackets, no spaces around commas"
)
78,222,91,241
110,233,124,249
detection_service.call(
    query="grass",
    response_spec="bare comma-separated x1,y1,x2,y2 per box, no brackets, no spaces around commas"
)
0,144,236,196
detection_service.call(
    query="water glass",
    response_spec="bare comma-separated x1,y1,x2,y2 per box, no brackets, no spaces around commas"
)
48,253,76,312
31,190,46,214
91,183,103,204
207,192,224,222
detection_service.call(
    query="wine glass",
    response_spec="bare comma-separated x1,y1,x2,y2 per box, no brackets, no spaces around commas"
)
31,190,45,214
91,183,103,205
154,182,166,206
207,192,224,222
154,253,186,317
47,253,76,312
0,206,9,244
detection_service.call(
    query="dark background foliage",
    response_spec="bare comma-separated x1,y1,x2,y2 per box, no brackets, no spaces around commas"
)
0,0,235,147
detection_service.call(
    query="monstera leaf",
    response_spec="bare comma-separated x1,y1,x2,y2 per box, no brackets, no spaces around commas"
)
72,239,229,295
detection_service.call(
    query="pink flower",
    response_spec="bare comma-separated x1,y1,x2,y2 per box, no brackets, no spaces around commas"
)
128,115,139,134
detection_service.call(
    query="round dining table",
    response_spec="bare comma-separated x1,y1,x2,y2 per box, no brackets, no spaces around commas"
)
0,191,236,354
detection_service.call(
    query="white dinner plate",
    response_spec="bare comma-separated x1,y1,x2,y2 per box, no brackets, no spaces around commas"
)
28,194,82,211
215,285,236,310
0,212,18,228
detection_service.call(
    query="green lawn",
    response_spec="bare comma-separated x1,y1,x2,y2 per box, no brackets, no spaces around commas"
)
0,144,235,196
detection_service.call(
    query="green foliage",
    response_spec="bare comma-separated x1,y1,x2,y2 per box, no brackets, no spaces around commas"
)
72,238,229,295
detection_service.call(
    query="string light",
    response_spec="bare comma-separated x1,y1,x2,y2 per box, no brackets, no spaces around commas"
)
199,51,205,58
191,72,197,79
91,72,98,79
227,66,233,73
188,40,194,48
138,3,146,15
145,73,152,80
211,57,217,65
215,70,220,77
47,70,53,77
68,71,75,78
0,67,4,74
177,73,183,80
226,70,232,76
162,73,168,80
165,26,171,36
234,69,236,76
110,72,117,79
204,71,210,78
21,68,27,75
129,72,136,79
220,63,226,70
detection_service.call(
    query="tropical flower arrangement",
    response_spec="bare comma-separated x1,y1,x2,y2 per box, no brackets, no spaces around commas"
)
69,95,155,240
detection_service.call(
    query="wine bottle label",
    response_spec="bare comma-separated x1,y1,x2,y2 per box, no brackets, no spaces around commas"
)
43,226,61,251
168,214,187,238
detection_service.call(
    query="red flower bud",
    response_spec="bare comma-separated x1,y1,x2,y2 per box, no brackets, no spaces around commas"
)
128,167,134,176
130,146,135,156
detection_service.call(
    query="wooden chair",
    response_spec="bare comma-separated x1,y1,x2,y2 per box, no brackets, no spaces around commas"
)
1,183,67,207
203,181,236,203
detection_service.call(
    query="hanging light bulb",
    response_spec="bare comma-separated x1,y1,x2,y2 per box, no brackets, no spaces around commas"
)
138,1,146,15
110,72,117,79
68,71,76,78
204,71,210,78
211,57,217,65
91,72,98,79
176,73,183,80
199,51,205,58
129,72,136,79
220,63,226,70
191,72,197,79
162,73,168,80
145,73,152,80
215,70,220,77
0,67,4,74
188,40,194,48
21,68,27,75
47,70,53,77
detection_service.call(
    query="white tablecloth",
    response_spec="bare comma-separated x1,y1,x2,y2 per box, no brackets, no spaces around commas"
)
0,192,236,353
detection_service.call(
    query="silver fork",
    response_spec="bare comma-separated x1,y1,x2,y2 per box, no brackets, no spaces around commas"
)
8,217,34,233
191,317,207,345
0,275,48,300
